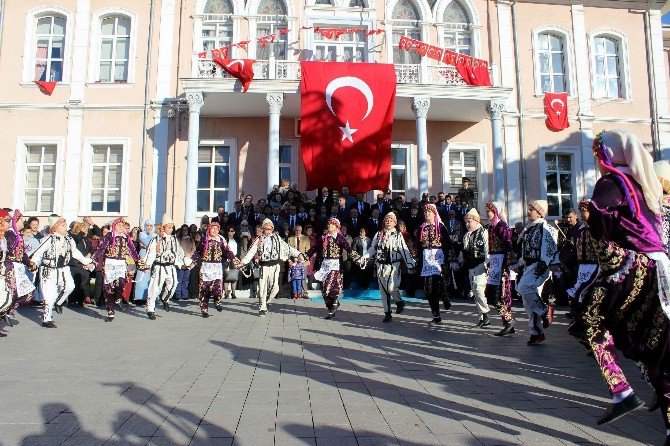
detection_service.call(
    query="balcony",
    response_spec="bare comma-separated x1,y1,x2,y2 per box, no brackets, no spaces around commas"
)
196,58,470,86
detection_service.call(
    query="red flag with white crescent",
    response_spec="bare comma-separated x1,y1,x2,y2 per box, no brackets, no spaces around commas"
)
213,58,255,92
35,81,57,95
300,61,396,193
544,92,569,132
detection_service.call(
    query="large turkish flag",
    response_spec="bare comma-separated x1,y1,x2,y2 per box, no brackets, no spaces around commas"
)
300,61,396,193
213,58,255,92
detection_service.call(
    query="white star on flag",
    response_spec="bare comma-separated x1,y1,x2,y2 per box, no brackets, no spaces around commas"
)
339,121,358,143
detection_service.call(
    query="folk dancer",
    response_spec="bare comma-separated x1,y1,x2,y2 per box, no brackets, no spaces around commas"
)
484,201,516,336
580,130,670,428
461,209,490,328
416,204,451,325
29,216,94,328
143,214,191,320
238,218,299,317
5,210,37,311
192,222,237,317
0,210,15,336
134,219,156,304
512,200,559,345
358,212,416,323
92,217,143,321
311,217,359,320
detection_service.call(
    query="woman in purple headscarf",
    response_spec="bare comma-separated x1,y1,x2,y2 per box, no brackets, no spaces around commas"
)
581,130,670,433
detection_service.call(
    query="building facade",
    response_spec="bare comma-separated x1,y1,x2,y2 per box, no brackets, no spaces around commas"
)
0,0,668,226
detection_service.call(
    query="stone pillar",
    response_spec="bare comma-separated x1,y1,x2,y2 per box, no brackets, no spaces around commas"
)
266,93,284,193
412,97,430,195
184,92,204,225
487,101,506,203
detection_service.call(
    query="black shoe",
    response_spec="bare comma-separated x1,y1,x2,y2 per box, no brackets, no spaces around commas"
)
106,314,115,322
54,303,63,314
231,293,237,300
396,300,405,314
0,332,6,337
442,299,452,311
259,310,266,317
202,312,210,318
121,300,130,306
431,317,442,325
383,312,392,323
324,312,334,320
335,301,341,310
215,303,223,312
147,312,156,320
474,318,484,328
482,313,491,327
495,320,516,336
41,321,57,328
648,393,660,412
163,300,170,312
597,393,644,425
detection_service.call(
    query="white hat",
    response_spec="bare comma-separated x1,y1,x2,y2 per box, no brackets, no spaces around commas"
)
262,218,274,229
161,213,174,226
465,208,481,223
48,215,65,233
529,200,548,217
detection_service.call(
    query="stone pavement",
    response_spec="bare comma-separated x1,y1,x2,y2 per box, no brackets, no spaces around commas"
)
0,297,665,446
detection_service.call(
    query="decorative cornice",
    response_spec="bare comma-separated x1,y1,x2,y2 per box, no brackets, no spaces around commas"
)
266,93,284,114
411,97,430,118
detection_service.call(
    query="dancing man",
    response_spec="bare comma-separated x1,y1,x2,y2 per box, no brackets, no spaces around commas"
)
484,201,515,336
30,216,94,328
192,222,237,318
513,200,558,345
581,130,670,428
238,218,299,317
92,217,143,321
461,209,490,328
416,204,451,325
143,214,190,320
311,217,359,319
358,212,416,323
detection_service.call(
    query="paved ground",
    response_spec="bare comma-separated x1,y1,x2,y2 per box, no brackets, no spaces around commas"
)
0,296,665,446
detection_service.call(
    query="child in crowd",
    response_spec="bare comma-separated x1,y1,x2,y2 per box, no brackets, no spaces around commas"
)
288,254,307,300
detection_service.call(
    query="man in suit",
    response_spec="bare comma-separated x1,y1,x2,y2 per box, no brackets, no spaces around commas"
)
286,205,303,232
352,193,371,219
371,193,389,217
269,206,286,229
347,208,366,234
436,192,447,208
340,186,356,210
316,187,333,210
366,208,383,237
336,197,349,221
445,210,464,241
228,201,247,228
211,206,227,225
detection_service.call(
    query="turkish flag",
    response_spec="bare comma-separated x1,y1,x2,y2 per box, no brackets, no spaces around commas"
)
35,81,57,95
213,58,255,92
455,64,492,87
300,61,396,193
544,92,569,132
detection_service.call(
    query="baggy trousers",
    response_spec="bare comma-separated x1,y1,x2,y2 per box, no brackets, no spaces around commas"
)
468,263,489,318
147,265,178,313
517,262,549,335
40,266,74,322
376,262,403,313
258,264,280,312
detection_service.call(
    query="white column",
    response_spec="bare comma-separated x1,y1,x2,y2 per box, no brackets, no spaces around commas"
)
62,108,84,221
412,97,430,195
152,109,170,222
69,0,91,103
154,0,176,101
266,93,284,193
487,101,505,203
649,9,670,159
579,117,597,198
184,92,204,226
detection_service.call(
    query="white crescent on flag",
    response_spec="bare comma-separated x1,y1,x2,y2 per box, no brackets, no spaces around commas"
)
325,76,374,143
550,98,565,115
226,59,245,70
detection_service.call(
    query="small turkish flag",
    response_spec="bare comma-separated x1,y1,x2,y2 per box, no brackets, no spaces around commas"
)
300,61,396,193
544,92,569,132
35,81,57,95
213,58,255,92
455,64,491,87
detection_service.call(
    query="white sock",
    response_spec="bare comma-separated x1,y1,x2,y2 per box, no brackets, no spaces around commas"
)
666,429,670,436
612,388,633,404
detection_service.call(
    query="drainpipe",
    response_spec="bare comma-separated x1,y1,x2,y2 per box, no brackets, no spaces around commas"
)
0,0,6,62
644,8,661,161
511,2,527,223
139,0,156,226
171,0,185,215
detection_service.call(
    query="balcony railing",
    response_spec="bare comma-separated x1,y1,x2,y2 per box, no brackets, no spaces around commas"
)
196,59,471,87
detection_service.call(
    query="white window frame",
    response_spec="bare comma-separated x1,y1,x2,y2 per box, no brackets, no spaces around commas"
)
192,0,241,75
531,26,576,97
588,29,631,101
21,7,75,85
253,19,289,61
385,141,417,198
13,137,65,217
196,138,239,215
87,8,138,85
435,0,482,59
441,141,489,213
80,138,131,216
278,139,298,187
539,147,581,220
304,16,377,62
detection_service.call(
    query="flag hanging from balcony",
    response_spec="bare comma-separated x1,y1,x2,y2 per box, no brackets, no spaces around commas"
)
455,62,491,87
34,81,57,95
544,92,570,132
213,57,255,92
300,61,396,193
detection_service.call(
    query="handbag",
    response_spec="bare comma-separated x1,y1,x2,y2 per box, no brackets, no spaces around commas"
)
223,265,239,283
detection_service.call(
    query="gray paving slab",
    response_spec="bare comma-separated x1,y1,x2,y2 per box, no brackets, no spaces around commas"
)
0,298,665,445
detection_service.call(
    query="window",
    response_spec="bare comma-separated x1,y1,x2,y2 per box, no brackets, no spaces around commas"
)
99,16,130,82
443,0,472,55
89,145,123,213
201,0,234,52
278,144,293,185
315,0,333,4
255,0,288,61
24,145,57,213
537,33,566,93
544,153,573,218
198,144,232,213
392,0,421,64
447,150,479,201
349,0,366,6
34,15,66,82
593,36,620,99
390,145,408,197
313,29,367,62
